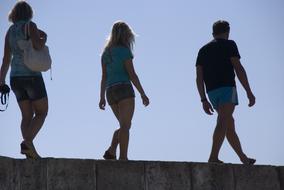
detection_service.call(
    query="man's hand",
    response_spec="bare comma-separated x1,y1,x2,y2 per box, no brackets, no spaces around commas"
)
247,91,255,107
99,98,106,110
202,100,214,115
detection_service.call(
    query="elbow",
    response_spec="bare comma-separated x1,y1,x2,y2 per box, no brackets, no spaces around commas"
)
101,75,106,83
2,56,11,66
196,76,203,84
129,74,139,82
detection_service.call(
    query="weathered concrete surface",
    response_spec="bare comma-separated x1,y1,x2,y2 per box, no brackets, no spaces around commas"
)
279,167,284,190
192,163,234,190
0,157,283,190
233,164,281,190
47,159,95,190
96,160,144,190
145,161,191,190
0,157,14,190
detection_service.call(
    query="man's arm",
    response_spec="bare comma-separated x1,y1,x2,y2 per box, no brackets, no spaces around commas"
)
231,57,255,107
196,65,214,115
196,65,207,101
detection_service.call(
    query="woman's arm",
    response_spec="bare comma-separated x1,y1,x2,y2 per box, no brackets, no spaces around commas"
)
99,62,107,110
124,59,149,106
28,22,47,50
0,31,12,85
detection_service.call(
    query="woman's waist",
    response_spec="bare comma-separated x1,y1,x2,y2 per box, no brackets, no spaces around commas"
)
106,81,131,89
10,62,41,77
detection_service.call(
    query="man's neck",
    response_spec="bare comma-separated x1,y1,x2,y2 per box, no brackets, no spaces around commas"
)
213,33,229,40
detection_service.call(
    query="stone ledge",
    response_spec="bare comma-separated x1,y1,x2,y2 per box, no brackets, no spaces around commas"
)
0,157,283,190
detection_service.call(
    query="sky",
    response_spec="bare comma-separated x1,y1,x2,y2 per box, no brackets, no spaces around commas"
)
1,0,284,166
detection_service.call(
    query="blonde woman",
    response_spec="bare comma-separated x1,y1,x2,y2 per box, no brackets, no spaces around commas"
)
0,1,48,159
99,21,149,160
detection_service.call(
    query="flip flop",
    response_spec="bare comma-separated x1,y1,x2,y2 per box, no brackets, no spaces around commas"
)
20,142,41,159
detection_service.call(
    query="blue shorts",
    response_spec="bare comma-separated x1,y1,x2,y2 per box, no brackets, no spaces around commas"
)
207,87,238,110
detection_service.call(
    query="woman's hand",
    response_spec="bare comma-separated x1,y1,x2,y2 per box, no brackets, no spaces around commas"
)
38,30,47,39
99,98,106,110
141,94,149,107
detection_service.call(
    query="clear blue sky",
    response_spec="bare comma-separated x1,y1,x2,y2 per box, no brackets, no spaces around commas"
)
1,0,284,165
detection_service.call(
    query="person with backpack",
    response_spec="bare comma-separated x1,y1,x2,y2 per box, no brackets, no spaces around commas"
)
196,20,256,164
99,21,149,160
0,1,48,159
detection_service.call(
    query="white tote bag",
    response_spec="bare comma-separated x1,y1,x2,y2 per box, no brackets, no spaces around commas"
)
17,22,52,72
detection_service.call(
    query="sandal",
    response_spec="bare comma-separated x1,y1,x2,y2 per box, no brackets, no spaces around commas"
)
20,142,41,159
103,150,116,160
244,158,256,165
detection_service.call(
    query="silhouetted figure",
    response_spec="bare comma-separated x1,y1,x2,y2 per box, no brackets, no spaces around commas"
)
99,21,149,160
0,1,48,159
196,20,256,164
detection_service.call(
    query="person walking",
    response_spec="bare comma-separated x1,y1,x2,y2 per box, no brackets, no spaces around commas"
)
99,21,149,160
196,20,256,164
0,1,48,159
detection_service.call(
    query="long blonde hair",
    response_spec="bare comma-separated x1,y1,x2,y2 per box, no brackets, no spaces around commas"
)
104,21,135,51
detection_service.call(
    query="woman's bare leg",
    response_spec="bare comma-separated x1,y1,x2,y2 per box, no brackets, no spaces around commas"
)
107,104,120,156
30,97,48,141
117,98,135,160
18,100,33,142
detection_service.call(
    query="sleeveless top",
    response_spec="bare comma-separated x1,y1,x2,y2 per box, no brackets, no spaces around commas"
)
8,20,41,77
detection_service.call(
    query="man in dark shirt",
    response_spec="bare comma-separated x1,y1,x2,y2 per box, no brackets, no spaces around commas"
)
196,20,256,164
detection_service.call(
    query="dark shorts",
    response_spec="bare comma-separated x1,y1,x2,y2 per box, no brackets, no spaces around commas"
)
106,83,135,105
10,76,47,102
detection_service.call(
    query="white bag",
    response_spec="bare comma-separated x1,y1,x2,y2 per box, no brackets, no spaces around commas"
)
17,22,52,72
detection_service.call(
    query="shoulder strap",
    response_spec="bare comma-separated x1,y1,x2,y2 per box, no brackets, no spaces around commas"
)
25,22,30,40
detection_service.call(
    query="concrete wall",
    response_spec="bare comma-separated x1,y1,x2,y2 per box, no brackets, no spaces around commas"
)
0,156,283,190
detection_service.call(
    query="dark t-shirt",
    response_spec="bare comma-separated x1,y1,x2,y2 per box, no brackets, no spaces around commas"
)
196,39,241,92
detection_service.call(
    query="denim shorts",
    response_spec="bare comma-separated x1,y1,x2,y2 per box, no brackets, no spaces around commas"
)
106,83,135,105
10,76,47,102
207,86,238,110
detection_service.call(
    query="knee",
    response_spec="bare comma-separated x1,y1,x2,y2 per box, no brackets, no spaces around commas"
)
218,113,234,123
22,112,33,123
119,121,131,131
34,109,48,119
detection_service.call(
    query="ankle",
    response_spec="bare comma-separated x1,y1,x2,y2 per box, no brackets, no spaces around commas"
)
239,153,248,161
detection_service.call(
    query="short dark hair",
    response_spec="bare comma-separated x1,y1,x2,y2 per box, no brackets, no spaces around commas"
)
8,1,33,23
213,20,230,35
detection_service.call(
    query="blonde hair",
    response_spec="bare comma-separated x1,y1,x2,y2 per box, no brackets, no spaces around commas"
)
8,1,33,23
104,21,135,51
